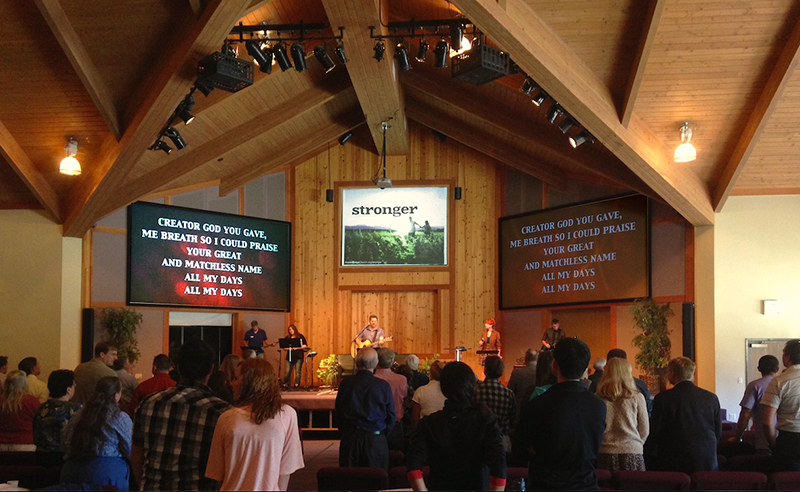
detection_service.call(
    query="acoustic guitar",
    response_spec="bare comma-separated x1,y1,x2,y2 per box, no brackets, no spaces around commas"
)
351,336,393,358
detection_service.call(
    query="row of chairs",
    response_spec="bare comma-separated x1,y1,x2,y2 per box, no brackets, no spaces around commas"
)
316,467,800,491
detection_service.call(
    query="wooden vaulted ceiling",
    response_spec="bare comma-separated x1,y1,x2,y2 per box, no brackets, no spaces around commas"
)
3,0,800,237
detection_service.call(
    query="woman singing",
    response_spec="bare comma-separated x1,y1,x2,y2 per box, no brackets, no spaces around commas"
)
283,325,308,387
478,318,501,366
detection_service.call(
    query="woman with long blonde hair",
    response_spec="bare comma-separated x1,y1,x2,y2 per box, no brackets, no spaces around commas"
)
0,370,41,450
206,358,304,490
595,357,649,472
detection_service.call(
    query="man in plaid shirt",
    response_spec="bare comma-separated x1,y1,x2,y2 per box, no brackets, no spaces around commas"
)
131,340,230,490
475,355,516,452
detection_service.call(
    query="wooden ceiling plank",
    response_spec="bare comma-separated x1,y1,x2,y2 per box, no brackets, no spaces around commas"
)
219,111,366,195
321,0,409,155
620,0,667,127
405,102,568,190
100,79,354,216
34,0,122,140
0,119,61,221
62,0,255,238
450,0,715,226
712,15,800,212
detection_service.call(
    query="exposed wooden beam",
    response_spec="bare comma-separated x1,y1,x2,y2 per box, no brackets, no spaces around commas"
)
0,119,61,221
451,0,714,226
321,0,409,155
712,14,800,212
62,0,254,238
219,110,365,195
620,0,666,127
35,0,122,139
99,76,353,216
406,100,568,190
402,70,654,196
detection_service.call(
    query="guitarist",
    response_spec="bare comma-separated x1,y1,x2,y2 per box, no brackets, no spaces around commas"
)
354,315,387,353
244,320,273,357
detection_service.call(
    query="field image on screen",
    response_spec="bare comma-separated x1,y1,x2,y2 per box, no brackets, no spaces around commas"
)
499,194,649,309
127,201,291,311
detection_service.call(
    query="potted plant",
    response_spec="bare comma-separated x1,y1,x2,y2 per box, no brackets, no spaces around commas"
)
631,298,673,394
101,308,143,365
317,354,340,388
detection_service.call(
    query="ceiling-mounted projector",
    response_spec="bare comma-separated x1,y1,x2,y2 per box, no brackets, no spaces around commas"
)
372,176,393,189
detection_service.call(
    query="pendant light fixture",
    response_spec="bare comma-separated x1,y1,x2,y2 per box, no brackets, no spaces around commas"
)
59,138,81,176
674,122,697,162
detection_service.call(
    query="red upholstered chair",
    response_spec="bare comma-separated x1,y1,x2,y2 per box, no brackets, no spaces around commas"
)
594,468,612,488
317,467,389,491
388,466,430,489
725,454,774,474
768,471,800,491
614,470,691,490
690,471,768,490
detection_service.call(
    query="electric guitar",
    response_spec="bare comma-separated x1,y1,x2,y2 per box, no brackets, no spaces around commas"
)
351,336,393,357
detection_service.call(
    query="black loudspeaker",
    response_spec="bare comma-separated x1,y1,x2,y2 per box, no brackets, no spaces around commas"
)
326,189,334,202
682,302,695,361
81,308,95,363
454,187,462,200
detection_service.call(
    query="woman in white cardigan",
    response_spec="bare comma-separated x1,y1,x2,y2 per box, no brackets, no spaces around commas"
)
595,357,650,472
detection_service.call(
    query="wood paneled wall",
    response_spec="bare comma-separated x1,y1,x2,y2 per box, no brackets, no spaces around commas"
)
292,122,500,374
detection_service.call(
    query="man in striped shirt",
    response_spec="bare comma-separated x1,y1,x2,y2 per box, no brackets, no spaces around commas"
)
762,339,800,470
131,341,229,490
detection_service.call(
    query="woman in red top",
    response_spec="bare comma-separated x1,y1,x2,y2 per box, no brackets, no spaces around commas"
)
0,370,41,450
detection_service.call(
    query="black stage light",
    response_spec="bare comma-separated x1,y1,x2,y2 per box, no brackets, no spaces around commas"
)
434,39,448,68
335,42,348,64
291,42,307,72
246,40,272,74
154,140,172,154
416,39,429,62
450,23,464,51
338,131,353,145
569,130,595,148
531,90,547,107
559,117,576,134
314,45,336,73
395,42,411,72
195,77,214,96
178,94,195,125
273,42,292,71
521,77,535,95
165,127,187,150
374,39,386,61
260,46,274,74
545,104,564,123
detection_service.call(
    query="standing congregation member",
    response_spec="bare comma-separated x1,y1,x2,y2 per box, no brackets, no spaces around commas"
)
130,354,175,410
404,354,429,391
588,357,606,394
732,354,779,454
61,377,132,490
206,358,304,490
0,370,40,451
595,358,649,472
18,357,49,403
412,360,446,428
607,349,652,416
645,357,721,473
113,357,138,415
335,348,394,470
507,348,538,421
375,348,408,450
208,353,242,404
131,340,229,490
33,369,81,452
74,342,118,405
516,337,607,490
763,340,800,470
475,355,516,452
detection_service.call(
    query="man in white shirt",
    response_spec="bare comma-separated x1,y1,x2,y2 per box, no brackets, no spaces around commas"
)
762,339,800,470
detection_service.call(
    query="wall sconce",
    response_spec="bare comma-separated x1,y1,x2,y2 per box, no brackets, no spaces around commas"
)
674,122,696,162
60,138,81,176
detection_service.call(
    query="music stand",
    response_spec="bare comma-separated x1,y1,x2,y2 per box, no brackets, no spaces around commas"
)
305,351,318,389
279,338,302,387
454,346,469,362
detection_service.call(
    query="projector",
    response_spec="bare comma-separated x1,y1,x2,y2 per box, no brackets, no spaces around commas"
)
451,43,509,86
373,176,393,189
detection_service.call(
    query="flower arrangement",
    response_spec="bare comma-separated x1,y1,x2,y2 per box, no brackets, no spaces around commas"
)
317,354,340,387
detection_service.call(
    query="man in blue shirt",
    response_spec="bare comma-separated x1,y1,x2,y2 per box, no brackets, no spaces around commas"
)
335,347,395,470
244,320,269,357
355,315,386,348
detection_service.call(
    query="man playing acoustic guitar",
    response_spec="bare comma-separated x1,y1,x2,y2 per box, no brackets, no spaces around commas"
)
353,315,392,356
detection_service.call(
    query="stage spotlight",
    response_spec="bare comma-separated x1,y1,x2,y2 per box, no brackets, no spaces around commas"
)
335,42,348,64
521,77,535,96
559,117,576,134
531,90,547,106
154,140,172,154
273,42,292,71
373,39,386,61
291,42,307,72
246,40,272,74
416,39,429,62
314,45,336,73
338,131,353,145
545,104,564,123
434,39,449,68
195,77,214,97
165,127,187,150
260,46,273,74
450,23,464,51
395,42,411,71
178,94,195,125
569,130,595,148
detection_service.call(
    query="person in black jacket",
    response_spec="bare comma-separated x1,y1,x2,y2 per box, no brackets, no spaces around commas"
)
644,356,722,473
407,361,507,491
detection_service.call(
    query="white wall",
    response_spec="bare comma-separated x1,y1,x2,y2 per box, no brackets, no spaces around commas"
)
715,196,800,419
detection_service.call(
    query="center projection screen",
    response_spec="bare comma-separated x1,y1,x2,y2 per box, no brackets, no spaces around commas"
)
499,194,650,309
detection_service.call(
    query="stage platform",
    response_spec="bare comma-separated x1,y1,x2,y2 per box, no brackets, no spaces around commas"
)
281,388,338,430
